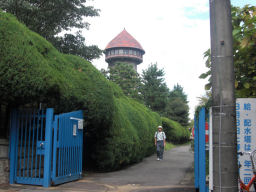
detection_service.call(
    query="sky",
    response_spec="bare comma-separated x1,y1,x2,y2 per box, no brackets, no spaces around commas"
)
82,0,255,119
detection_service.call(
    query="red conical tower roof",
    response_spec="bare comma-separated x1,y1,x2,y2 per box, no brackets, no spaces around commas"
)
105,29,145,53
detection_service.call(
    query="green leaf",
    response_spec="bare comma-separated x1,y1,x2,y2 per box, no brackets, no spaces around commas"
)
199,72,210,79
205,83,211,90
232,28,241,36
243,82,250,89
235,81,238,88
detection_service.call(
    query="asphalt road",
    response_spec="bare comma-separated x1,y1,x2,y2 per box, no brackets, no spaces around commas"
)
1,144,195,192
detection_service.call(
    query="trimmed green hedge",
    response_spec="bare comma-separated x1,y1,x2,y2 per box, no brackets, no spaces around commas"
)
91,94,161,170
0,11,161,170
161,117,190,144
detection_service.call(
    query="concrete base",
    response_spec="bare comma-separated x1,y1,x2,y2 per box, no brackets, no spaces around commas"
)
0,139,9,184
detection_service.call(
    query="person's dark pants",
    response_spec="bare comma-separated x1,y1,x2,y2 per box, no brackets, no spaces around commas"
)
156,140,164,159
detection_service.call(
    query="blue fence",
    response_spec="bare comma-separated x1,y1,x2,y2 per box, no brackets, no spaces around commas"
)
194,107,208,192
9,108,84,187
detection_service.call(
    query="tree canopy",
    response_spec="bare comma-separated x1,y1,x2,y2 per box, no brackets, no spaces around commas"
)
169,84,188,104
199,5,256,98
105,64,190,125
102,63,142,101
140,63,169,114
0,0,102,61
52,32,102,61
232,5,256,97
165,84,189,126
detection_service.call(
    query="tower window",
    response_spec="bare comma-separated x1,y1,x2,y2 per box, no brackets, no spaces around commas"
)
119,49,123,54
129,50,132,55
124,49,129,55
111,50,115,55
115,49,119,55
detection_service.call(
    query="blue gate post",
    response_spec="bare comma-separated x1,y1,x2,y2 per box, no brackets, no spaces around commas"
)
52,114,58,183
9,110,17,184
199,108,207,192
194,116,199,190
43,108,54,187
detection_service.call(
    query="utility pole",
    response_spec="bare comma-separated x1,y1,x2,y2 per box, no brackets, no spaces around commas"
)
209,0,238,191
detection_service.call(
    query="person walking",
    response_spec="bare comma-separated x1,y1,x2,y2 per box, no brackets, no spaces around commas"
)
154,125,166,161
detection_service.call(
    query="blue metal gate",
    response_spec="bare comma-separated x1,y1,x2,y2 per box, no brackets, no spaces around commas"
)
52,110,83,185
9,108,83,187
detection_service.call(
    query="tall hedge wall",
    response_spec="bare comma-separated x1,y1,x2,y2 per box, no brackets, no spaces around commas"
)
0,11,161,170
161,117,190,144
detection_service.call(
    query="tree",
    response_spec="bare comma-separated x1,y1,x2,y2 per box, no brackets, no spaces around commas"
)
197,91,212,107
232,5,256,97
52,31,102,61
169,84,188,103
199,49,212,90
141,63,169,114
199,5,256,97
165,84,189,126
104,63,142,101
194,91,212,117
0,0,102,61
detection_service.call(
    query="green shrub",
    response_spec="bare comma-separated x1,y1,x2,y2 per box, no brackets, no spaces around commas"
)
89,86,161,170
161,117,189,144
0,11,161,171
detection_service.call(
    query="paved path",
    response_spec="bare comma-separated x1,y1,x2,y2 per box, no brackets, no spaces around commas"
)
1,144,195,192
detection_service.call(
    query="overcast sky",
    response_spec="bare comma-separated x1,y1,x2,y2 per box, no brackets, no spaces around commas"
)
83,0,255,119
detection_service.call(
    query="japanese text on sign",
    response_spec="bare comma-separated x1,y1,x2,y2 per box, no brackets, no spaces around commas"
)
237,98,256,187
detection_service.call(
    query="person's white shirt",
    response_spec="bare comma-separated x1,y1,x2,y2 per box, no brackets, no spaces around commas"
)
155,131,166,141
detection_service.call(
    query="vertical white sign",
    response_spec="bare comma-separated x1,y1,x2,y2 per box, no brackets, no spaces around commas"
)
236,98,256,189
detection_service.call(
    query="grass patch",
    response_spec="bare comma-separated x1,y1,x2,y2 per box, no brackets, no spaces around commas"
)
165,142,175,151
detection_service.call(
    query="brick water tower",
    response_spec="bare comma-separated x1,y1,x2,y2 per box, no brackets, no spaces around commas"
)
104,29,145,71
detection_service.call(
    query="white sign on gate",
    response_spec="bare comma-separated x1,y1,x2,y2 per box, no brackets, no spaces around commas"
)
236,98,256,190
